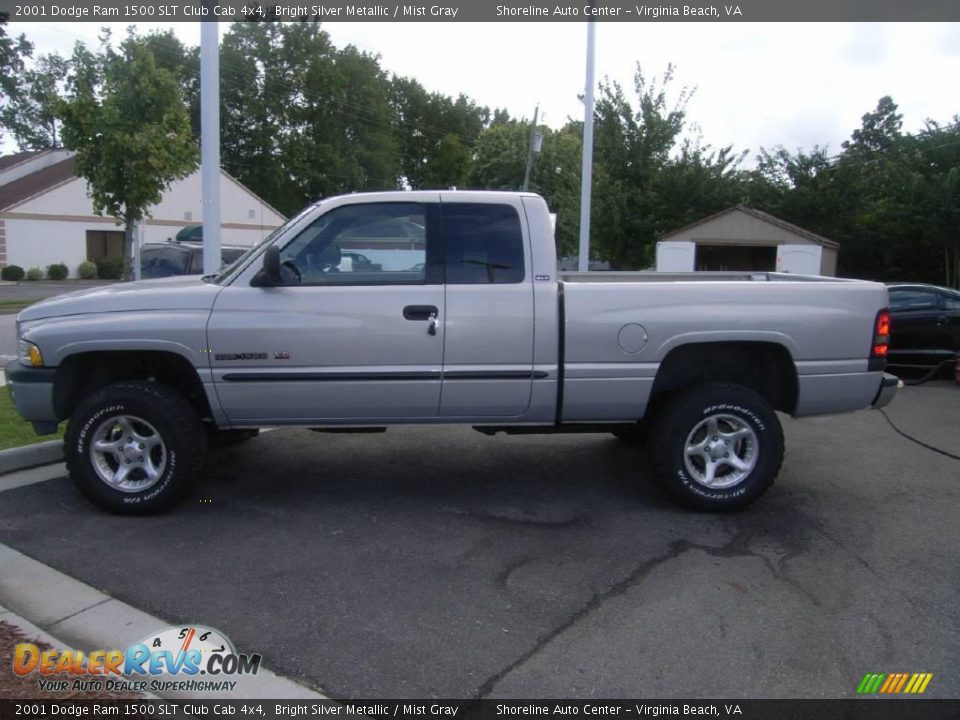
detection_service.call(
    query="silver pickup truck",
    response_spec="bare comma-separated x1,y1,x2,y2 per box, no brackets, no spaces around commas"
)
7,191,898,515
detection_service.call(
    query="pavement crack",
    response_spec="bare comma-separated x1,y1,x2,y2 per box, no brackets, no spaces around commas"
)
48,597,111,629
474,529,828,698
473,538,696,698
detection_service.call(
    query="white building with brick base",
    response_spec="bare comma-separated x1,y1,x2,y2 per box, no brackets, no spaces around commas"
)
0,150,286,275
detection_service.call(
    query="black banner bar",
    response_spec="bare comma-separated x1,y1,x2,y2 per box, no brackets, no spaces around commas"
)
1,0,960,22
2,700,960,720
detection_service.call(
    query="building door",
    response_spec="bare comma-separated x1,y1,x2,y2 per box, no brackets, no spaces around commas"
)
85,230,125,261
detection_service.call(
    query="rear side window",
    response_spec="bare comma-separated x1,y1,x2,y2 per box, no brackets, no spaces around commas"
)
140,246,189,278
889,289,939,311
442,203,525,284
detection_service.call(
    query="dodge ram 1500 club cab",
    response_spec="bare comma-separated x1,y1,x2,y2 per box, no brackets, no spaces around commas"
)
7,191,899,514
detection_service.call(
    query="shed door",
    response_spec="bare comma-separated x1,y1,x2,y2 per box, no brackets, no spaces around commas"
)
656,241,695,271
776,245,822,275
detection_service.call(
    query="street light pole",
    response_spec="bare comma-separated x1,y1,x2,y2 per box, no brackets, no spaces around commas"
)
200,15,221,275
577,19,596,272
522,105,539,192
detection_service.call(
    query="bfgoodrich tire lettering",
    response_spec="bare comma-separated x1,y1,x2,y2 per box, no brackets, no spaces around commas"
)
648,383,784,511
65,381,207,514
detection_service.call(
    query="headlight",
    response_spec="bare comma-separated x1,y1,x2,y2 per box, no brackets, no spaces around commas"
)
18,340,44,367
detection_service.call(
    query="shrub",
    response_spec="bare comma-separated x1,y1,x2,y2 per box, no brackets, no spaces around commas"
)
46,262,69,281
77,261,98,279
1,264,25,281
25,267,44,281
96,257,125,280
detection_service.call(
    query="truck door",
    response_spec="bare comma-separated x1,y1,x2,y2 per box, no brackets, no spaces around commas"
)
208,199,445,423
438,197,535,417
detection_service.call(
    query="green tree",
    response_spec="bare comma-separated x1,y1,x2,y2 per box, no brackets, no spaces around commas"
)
389,76,491,189
57,31,197,278
218,22,401,215
1,52,68,149
468,119,527,189
0,15,34,146
590,65,747,269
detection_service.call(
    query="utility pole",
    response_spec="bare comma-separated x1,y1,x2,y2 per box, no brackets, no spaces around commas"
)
577,19,596,272
200,14,221,275
522,105,540,192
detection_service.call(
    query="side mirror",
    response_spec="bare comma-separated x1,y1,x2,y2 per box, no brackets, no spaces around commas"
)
251,246,281,287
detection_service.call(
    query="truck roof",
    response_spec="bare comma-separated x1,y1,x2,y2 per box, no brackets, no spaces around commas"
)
319,189,543,205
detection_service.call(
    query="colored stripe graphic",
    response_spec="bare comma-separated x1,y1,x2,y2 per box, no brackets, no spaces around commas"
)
857,673,885,694
857,672,933,694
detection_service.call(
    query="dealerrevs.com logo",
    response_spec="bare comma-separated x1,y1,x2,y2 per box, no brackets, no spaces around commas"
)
13,625,261,694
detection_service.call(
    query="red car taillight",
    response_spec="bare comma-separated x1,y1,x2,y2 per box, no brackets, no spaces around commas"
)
872,309,890,358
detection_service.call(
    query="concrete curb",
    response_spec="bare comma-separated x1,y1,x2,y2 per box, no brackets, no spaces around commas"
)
0,603,162,700
0,439,64,475
0,544,326,700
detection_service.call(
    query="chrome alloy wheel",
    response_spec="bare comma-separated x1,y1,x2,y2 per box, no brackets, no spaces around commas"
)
683,413,759,489
89,415,167,492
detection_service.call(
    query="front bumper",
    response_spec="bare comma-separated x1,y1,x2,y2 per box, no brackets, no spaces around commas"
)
4,359,58,434
872,372,902,409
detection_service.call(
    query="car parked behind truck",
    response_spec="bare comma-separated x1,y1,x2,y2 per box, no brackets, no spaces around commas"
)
7,191,899,515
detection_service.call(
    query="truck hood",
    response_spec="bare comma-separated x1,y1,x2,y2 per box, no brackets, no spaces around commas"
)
17,276,224,323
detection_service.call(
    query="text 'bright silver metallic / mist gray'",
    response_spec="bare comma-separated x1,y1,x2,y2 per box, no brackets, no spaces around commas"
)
6,191,899,514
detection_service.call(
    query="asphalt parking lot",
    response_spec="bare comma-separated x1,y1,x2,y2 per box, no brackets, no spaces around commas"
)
0,382,957,700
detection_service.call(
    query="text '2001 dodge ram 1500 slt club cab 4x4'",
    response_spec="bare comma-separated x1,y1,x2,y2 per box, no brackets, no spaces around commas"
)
7,191,900,515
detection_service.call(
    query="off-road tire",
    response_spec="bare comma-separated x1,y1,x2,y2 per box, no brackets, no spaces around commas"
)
65,381,207,515
648,383,784,511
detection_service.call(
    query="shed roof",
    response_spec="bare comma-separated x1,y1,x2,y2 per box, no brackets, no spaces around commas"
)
661,205,840,249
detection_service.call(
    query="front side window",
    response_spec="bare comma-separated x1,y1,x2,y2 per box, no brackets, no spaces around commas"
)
941,293,960,311
442,203,525,284
279,203,427,285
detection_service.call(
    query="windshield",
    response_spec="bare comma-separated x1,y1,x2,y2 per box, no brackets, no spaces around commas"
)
211,203,319,284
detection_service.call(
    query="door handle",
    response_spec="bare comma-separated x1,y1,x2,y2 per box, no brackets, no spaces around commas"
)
937,316,947,325
403,305,438,321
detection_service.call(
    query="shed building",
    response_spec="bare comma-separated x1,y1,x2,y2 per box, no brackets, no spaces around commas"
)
656,205,839,276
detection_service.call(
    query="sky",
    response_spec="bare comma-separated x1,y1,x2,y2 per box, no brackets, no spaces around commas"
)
5,21,960,163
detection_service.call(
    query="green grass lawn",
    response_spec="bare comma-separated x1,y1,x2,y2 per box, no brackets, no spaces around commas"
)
0,298,43,315
0,389,64,451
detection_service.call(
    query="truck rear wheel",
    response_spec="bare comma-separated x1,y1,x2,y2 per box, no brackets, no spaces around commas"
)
65,381,207,515
648,383,783,511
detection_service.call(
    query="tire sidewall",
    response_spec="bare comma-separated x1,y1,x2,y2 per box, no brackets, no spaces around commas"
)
68,390,192,513
663,391,781,510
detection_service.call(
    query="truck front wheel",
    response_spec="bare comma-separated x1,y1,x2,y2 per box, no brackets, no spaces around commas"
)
65,381,207,514
648,383,784,511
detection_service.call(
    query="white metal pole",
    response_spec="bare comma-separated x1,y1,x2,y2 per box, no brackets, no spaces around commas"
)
522,105,539,192
200,17,221,274
133,220,142,281
577,20,596,273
